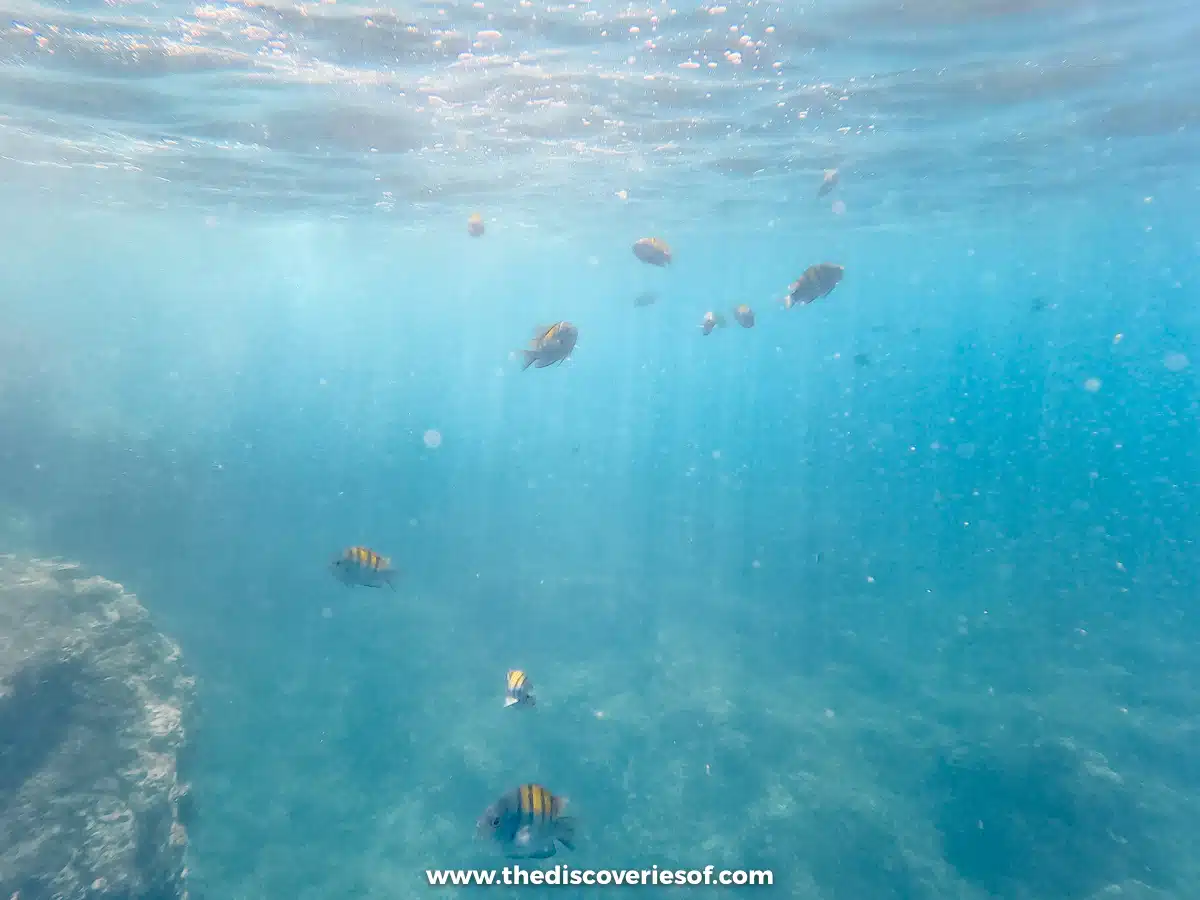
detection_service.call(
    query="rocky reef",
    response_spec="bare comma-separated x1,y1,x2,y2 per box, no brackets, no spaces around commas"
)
0,556,193,900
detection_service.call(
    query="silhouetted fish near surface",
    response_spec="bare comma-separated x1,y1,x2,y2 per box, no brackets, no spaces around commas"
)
817,168,839,198
504,669,535,708
634,291,658,307
632,237,671,266
522,322,578,370
478,784,576,860
331,546,397,590
700,311,728,335
733,305,755,328
785,264,844,309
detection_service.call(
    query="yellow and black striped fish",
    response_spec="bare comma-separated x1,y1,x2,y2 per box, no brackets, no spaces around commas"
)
504,669,535,708
632,236,672,267
330,546,397,590
521,322,578,370
477,784,576,860
786,263,844,308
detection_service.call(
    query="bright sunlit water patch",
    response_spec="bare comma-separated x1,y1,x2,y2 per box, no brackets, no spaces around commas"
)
0,0,1197,223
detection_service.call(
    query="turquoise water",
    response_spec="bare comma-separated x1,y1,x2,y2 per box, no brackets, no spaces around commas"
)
2,0,1200,897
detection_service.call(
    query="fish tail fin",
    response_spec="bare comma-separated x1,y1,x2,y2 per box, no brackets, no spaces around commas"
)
555,816,577,851
522,350,537,370
504,696,519,708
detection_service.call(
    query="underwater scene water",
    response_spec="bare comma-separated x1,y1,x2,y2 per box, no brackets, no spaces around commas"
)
2,0,1200,897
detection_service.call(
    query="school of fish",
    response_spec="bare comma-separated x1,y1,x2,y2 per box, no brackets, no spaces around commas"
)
335,172,847,861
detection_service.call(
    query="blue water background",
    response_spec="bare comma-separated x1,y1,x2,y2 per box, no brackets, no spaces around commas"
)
1,0,1199,893
2,206,1198,898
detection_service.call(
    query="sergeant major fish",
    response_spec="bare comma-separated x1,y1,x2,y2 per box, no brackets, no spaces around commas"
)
331,546,397,590
785,264,844,309
817,168,839,198
504,669,536,708
700,311,727,335
522,322,578,370
477,784,577,860
632,237,672,267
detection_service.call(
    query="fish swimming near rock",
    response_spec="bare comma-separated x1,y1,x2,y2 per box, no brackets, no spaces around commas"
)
522,322,578,370
817,168,839,198
504,669,535,708
632,237,671,267
467,213,485,237
700,311,728,335
331,546,397,590
733,305,755,328
477,784,577,860
785,264,844,309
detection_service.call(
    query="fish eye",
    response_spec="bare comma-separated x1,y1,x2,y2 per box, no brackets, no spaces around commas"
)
489,816,500,828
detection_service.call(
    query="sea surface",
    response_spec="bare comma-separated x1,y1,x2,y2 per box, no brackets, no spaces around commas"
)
2,0,1199,897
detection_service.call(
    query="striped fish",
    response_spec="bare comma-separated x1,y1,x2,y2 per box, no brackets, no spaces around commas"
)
504,669,535,708
330,546,397,590
632,236,672,266
477,784,576,860
733,304,755,328
785,263,844,309
521,322,578,370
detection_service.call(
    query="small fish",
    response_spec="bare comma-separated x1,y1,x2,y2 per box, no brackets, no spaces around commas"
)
634,291,658,308
785,263,844,309
733,304,755,328
854,352,871,367
467,213,485,237
1030,296,1056,312
477,784,577,860
522,322,579,370
632,237,671,267
700,311,727,335
330,546,397,590
504,669,536,708
817,168,839,198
